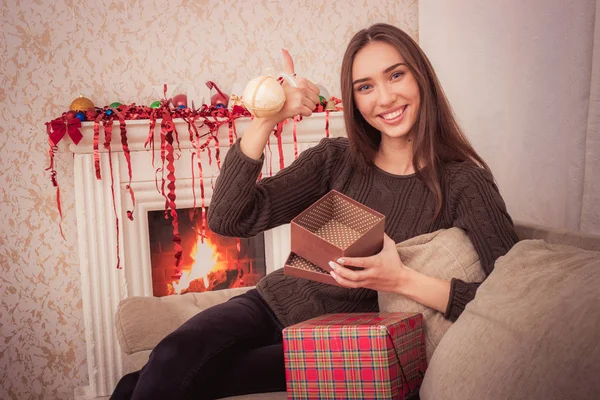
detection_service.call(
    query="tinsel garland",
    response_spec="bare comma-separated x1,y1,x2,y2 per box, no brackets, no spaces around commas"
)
45,93,342,276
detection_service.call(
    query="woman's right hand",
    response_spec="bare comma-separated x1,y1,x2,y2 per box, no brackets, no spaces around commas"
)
239,49,321,160
263,49,321,123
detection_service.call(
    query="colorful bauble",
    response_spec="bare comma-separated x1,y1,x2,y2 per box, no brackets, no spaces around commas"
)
315,84,330,103
109,102,122,108
240,76,286,118
150,101,161,109
70,95,95,112
172,94,188,108
75,111,86,121
105,109,114,116
206,81,229,107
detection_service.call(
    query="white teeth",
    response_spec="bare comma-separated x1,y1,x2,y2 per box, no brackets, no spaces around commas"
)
381,106,406,120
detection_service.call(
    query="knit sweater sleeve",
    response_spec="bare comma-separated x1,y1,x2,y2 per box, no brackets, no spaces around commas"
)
207,137,348,238
443,164,519,322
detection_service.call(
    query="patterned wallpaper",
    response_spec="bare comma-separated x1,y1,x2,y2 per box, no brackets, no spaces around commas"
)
0,1,418,398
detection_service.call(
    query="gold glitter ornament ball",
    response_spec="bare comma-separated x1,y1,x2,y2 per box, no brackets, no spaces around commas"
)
69,95,95,112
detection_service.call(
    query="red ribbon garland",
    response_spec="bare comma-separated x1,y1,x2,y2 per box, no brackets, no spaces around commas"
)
273,122,285,171
45,95,340,266
93,114,104,179
45,123,66,240
160,111,183,277
102,118,122,269
293,116,299,159
114,110,135,221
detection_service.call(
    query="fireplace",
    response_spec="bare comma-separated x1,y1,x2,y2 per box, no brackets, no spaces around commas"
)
148,207,266,296
67,114,346,399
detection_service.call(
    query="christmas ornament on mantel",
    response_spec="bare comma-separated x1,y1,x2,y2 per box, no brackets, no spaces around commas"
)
45,80,342,276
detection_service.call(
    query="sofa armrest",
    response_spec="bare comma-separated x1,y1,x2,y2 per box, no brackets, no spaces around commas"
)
115,287,252,355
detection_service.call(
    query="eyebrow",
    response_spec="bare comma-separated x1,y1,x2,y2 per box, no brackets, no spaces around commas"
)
352,63,406,85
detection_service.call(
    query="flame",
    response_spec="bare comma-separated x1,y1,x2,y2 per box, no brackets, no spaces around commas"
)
172,235,219,294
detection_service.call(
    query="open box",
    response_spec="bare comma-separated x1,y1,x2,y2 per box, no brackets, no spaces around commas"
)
289,190,385,274
283,252,341,286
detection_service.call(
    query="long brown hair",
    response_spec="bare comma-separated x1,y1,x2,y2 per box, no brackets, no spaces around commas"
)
341,23,491,218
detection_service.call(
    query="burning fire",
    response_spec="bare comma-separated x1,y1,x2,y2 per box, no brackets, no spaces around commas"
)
172,235,221,294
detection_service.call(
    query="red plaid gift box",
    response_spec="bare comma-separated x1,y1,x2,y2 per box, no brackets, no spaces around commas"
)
283,312,426,400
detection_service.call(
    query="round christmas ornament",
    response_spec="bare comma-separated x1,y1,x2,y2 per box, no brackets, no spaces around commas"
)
75,111,86,121
172,94,188,108
70,95,95,112
150,101,162,109
315,84,330,103
109,102,122,108
238,73,297,118
206,81,229,106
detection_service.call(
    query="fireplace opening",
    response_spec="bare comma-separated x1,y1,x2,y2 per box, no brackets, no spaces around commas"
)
148,207,266,297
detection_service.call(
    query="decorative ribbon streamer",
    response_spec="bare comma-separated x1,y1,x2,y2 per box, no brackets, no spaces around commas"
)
293,116,299,159
93,114,103,180
102,118,122,270
45,123,66,240
161,111,183,276
273,121,285,171
115,111,135,221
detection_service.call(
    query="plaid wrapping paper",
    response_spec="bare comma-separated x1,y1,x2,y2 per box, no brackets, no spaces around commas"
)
283,312,426,400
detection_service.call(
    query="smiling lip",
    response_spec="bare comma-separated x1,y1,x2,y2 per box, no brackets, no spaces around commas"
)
378,105,408,125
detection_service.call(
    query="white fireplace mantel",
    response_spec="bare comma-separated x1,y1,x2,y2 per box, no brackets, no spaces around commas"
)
70,113,347,399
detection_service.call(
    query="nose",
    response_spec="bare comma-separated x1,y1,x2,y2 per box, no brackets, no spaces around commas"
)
376,84,395,107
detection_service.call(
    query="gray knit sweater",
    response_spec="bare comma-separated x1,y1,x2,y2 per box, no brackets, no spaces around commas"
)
207,137,518,327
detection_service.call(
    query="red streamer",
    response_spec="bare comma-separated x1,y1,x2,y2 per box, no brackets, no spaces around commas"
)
115,112,135,221
293,116,298,159
102,119,122,270
45,123,66,240
93,116,102,179
161,111,183,276
273,122,285,171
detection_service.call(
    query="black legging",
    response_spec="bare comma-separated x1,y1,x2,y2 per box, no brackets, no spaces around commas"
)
111,289,286,400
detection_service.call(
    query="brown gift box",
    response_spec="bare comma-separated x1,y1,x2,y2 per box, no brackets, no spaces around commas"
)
289,190,385,274
283,252,341,286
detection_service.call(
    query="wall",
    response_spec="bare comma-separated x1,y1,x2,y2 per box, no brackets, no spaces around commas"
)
0,0,418,398
419,0,599,233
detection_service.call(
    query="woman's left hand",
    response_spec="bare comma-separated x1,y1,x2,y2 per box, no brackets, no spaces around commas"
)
328,234,409,293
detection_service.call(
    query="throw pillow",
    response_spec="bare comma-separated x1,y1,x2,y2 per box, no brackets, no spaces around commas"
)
419,239,600,400
378,227,486,362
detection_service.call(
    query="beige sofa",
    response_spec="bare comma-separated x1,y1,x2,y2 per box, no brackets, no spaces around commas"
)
114,221,600,399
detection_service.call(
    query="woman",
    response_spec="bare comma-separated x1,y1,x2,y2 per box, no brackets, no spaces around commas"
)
112,23,518,400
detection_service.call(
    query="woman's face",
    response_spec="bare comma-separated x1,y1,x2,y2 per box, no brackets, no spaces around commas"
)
351,41,421,142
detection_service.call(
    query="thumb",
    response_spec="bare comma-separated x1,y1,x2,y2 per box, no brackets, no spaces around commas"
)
383,234,396,249
281,48,295,75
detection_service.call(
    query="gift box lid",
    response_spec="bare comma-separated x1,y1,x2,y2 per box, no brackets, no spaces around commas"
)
291,190,385,273
283,313,427,399
287,312,422,334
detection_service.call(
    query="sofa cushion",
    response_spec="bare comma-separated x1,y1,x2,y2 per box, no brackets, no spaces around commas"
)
378,228,485,362
115,287,252,355
419,239,600,400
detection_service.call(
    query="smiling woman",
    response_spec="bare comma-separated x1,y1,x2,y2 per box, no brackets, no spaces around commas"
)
112,23,519,400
